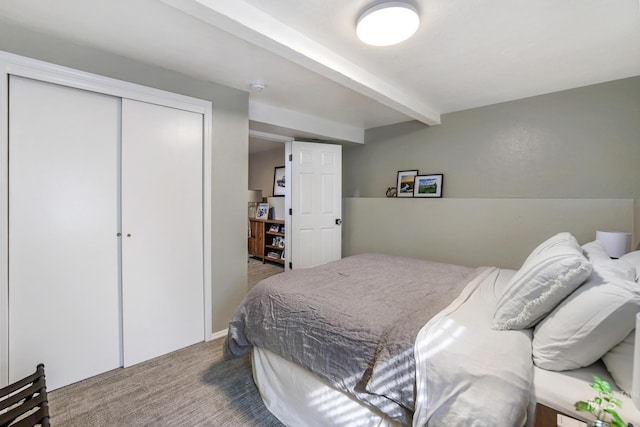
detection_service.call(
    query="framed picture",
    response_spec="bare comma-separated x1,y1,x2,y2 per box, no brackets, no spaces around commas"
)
396,170,418,197
413,174,443,198
273,166,285,197
269,224,280,232
256,203,269,219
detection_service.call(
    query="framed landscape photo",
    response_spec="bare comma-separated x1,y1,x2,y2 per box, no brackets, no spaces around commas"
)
413,174,443,198
256,203,269,219
396,170,418,197
272,166,285,197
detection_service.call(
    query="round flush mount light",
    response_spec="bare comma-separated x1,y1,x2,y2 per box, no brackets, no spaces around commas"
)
356,2,419,46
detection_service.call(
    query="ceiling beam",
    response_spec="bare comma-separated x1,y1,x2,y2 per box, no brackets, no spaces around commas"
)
160,0,441,126
250,102,365,144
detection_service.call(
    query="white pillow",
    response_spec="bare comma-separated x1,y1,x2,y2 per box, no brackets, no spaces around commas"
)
582,241,636,280
620,250,640,281
582,240,612,263
493,232,592,330
525,231,583,260
532,257,640,370
602,331,634,394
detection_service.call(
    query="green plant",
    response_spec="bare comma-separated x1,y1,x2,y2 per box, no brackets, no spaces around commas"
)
575,375,627,427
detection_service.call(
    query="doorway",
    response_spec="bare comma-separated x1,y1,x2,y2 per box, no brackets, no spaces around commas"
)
247,133,287,287
247,133,344,285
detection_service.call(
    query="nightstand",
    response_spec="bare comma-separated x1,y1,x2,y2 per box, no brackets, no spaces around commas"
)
533,403,586,427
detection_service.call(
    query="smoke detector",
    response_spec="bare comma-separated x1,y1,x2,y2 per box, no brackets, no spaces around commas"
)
249,82,266,91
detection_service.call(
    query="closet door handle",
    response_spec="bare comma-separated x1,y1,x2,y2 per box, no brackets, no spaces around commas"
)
117,233,122,237
127,233,132,237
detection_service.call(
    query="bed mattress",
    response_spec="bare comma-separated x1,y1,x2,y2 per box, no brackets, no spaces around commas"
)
253,348,640,427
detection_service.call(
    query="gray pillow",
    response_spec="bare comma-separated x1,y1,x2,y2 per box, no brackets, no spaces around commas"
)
493,232,592,330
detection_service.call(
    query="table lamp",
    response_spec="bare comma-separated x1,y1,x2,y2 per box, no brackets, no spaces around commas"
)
595,230,631,259
248,190,263,219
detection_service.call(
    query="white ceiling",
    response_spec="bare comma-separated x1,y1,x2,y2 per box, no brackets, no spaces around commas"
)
1,0,639,147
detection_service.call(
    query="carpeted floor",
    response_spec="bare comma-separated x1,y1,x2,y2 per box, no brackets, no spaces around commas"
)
47,260,285,426
48,338,284,426
247,256,284,290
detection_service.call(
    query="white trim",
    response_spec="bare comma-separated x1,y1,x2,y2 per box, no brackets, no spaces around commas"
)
2,51,207,114
0,55,8,388
211,329,228,341
202,100,213,343
0,50,213,386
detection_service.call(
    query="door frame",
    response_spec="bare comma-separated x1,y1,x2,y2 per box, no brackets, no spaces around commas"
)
0,51,213,387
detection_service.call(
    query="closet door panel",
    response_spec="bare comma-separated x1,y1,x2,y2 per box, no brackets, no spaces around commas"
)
8,76,121,390
121,99,204,367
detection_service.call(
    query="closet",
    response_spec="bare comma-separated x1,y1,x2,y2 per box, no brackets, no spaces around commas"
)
7,75,206,390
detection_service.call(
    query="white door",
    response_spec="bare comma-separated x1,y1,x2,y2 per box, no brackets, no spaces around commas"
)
289,141,342,269
8,76,121,390
121,99,204,367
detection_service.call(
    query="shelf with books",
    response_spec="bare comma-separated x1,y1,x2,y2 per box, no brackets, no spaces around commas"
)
262,219,285,266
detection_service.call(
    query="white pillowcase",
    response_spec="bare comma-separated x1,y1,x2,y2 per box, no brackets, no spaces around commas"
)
493,232,592,330
602,331,634,394
532,247,640,371
583,241,636,280
582,240,612,263
620,250,640,281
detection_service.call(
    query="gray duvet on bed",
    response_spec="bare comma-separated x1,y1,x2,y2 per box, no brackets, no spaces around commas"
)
224,253,483,424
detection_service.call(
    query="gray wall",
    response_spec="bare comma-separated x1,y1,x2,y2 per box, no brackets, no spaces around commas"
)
0,22,250,334
249,147,286,198
342,77,640,266
343,198,634,269
344,76,640,199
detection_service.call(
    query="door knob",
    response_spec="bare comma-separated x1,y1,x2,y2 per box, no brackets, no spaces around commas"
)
127,233,132,237
335,219,342,225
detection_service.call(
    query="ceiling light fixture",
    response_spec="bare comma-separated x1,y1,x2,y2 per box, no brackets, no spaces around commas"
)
356,2,420,47
249,82,266,91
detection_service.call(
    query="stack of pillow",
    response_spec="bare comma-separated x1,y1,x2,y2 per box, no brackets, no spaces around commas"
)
493,231,640,396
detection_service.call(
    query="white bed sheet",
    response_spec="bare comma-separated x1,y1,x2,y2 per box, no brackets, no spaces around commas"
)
254,347,640,427
531,361,640,426
252,346,401,427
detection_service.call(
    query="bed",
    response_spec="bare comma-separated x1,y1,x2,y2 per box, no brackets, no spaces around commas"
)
225,233,640,426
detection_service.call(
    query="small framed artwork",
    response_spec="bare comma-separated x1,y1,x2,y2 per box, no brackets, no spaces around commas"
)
396,170,418,197
413,174,443,198
269,224,280,232
273,166,285,197
256,203,269,219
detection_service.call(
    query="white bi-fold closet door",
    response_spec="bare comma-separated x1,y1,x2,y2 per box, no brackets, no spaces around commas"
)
8,76,204,390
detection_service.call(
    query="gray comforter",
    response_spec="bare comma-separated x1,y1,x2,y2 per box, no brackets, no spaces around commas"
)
224,253,483,424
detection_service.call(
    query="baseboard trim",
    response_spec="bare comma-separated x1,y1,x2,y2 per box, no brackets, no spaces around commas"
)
209,329,228,341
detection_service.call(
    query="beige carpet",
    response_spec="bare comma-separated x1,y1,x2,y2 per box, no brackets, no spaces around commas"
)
48,338,284,426
47,259,285,426
248,256,283,290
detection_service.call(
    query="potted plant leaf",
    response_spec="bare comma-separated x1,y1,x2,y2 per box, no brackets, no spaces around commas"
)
575,375,627,427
